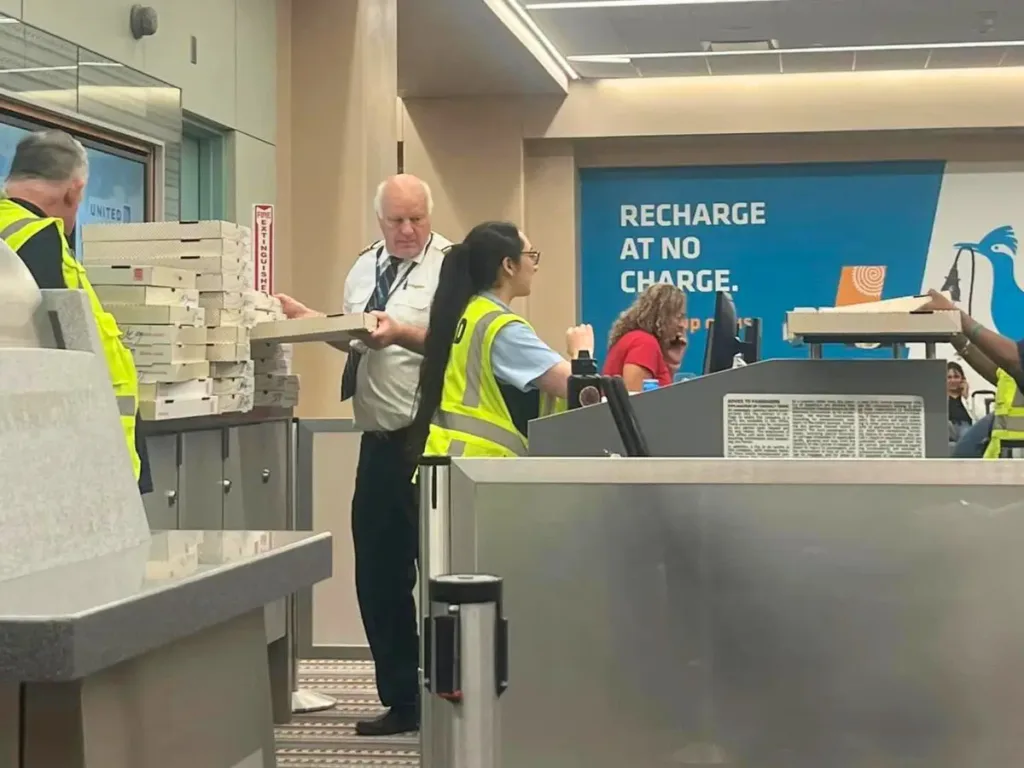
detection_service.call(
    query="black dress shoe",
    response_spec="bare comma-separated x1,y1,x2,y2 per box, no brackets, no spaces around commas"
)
355,706,420,736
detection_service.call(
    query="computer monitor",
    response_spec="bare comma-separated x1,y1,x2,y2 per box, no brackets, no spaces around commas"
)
703,290,761,374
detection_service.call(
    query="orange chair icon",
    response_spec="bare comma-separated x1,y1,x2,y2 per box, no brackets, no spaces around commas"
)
835,265,887,307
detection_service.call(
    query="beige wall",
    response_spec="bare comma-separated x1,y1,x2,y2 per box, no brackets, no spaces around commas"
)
401,68,1024,354
523,68,1024,140
4,0,279,227
4,0,277,138
277,0,398,418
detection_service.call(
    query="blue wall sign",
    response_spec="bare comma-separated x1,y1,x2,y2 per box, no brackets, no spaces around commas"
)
579,162,948,376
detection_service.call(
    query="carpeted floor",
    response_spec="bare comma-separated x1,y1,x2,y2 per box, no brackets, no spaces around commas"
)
276,660,419,767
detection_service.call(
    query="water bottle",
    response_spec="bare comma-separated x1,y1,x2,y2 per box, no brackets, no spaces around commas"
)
567,351,602,409
642,378,660,393
0,239,42,348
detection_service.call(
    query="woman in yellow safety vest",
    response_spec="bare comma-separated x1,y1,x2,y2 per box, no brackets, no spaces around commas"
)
923,288,1024,458
408,221,593,459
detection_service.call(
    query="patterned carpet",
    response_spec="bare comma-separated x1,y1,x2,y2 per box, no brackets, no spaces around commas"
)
276,660,420,767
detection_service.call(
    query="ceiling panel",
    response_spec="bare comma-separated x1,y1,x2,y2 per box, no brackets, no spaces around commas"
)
927,46,1007,68
707,52,781,76
633,57,711,77
1003,47,1024,66
852,49,930,71
528,8,627,58
772,2,1024,49
527,0,1024,57
398,0,567,97
601,4,784,55
572,59,638,78
781,51,855,74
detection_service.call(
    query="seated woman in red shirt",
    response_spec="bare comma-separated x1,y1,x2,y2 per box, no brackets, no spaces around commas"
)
603,283,688,391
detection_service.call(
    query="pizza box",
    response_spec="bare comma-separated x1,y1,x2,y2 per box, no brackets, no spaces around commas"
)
86,264,197,289
785,309,961,341
249,313,377,345
138,395,218,421
83,220,249,243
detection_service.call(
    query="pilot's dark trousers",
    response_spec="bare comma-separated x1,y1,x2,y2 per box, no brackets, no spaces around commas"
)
350,427,419,709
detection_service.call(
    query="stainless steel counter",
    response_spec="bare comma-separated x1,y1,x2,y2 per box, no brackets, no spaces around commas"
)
0,530,332,768
0,530,330,682
138,411,294,531
445,457,1024,768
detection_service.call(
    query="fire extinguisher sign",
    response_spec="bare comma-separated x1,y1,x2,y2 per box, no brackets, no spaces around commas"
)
253,203,275,293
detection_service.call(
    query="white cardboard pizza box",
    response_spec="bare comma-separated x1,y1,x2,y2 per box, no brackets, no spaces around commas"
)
249,313,377,346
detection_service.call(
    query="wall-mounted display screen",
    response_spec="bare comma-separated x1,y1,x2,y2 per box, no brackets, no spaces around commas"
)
0,117,148,256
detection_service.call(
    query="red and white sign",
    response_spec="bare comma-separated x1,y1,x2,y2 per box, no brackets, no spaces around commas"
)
252,203,275,293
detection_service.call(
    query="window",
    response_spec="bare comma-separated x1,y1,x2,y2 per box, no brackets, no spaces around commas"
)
0,111,150,256
180,118,225,221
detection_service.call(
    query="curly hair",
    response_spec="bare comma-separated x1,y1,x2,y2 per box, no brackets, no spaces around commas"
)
608,283,687,349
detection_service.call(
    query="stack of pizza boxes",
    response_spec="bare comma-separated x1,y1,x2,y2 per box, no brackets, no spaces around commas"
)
82,220,277,418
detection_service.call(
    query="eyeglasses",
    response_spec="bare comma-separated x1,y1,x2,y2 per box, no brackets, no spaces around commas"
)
522,250,541,265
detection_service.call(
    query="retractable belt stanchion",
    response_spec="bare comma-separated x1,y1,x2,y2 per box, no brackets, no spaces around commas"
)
419,456,453,763
291,418,336,714
424,575,508,768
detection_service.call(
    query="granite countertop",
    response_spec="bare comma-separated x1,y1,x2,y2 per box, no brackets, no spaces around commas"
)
0,530,331,683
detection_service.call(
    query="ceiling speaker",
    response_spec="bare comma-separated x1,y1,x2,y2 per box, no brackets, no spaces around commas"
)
130,5,159,39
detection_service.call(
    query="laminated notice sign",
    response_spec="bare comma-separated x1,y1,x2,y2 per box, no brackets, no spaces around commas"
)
723,393,925,459
253,203,274,293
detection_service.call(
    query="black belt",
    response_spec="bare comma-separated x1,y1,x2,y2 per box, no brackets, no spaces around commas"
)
365,426,410,440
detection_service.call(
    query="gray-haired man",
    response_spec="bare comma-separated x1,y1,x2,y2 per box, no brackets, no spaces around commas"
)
0,129,152,493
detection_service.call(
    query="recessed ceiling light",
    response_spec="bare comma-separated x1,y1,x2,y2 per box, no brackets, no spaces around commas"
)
526,0,784,8
0,65,78,74
567,39,1024,61
576,55,633,64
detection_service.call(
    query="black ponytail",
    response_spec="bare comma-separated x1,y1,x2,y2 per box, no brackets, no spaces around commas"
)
408,221,523,457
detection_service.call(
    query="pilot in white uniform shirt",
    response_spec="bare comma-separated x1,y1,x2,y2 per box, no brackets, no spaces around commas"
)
343,232,451,432
275,174,445,737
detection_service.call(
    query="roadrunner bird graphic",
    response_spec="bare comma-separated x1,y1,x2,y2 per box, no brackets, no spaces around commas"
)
952,225,1021,340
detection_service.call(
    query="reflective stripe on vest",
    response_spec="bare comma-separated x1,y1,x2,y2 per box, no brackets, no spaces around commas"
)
117,395,138,416
432,411,527,456
424,296,529,458
463,309,505,409
0,216,35,240
0,202,141,479
983,368,1024,459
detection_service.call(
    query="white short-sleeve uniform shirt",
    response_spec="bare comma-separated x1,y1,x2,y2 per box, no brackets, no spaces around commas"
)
342,232,451,432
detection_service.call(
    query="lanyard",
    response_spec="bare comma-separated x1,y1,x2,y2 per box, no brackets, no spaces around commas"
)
374,233,432,305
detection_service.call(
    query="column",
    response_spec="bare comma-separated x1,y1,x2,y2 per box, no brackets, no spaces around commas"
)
278,0,398,417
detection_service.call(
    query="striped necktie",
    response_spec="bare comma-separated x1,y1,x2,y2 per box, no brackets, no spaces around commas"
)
340,254,402,401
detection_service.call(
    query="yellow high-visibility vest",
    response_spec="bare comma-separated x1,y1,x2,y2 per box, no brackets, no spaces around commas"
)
424,294,565,458
983,368,1024,459
0,199,141,479
539,390,567,417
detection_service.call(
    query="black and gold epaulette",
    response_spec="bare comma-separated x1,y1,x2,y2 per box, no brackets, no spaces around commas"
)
358,240,384,256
